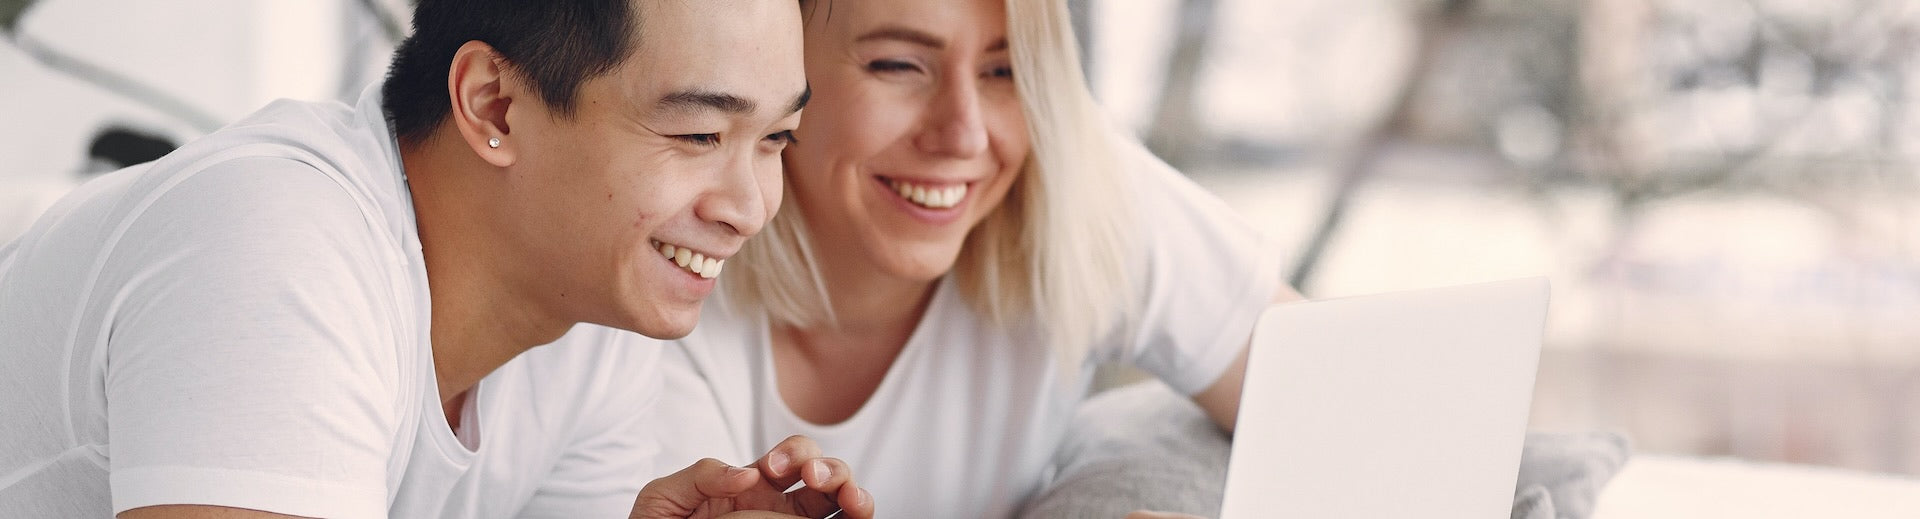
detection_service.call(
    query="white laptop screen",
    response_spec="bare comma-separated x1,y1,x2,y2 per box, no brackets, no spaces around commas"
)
1220,277,1549,519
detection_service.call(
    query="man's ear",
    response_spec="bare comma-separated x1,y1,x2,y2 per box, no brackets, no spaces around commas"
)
447,40,517,167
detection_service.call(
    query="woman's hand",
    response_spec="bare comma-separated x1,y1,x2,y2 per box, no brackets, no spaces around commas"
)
630,435,873,519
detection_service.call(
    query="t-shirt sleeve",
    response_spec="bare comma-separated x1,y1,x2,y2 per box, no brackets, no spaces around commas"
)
101,158,404,518
1104,142,1287,396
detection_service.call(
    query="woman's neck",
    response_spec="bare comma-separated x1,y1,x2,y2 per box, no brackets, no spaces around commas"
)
807,243,939,341
766,238,940,424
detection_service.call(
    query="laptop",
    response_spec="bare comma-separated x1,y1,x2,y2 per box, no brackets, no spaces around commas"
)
1219,277,1549,518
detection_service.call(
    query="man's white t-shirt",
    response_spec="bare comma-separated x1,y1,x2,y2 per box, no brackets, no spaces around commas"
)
650,145,1285,518
0,84,663,518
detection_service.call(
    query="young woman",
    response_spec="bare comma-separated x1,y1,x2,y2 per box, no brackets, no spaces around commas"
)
650,0,1299,516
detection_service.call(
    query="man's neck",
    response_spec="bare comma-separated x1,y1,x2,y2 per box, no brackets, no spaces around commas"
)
400,138,573,417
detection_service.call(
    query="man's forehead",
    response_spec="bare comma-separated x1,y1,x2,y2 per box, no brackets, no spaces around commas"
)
630,0,804,59
618,0,807,115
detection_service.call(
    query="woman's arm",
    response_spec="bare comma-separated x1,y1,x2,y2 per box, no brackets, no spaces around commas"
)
1192,283,1305,434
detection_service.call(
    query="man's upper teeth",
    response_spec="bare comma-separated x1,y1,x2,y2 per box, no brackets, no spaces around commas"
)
655,241,725,279
890,179,966,208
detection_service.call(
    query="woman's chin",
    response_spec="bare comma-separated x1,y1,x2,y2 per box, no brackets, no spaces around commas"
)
873,245,966,284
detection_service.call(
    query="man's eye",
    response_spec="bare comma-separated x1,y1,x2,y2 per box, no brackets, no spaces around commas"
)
675,134,720,146
765,130,798,145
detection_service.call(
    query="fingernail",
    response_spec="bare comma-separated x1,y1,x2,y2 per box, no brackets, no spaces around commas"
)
726,466,754,478
860,487,873,505
769,450,791,475
810,459,831,481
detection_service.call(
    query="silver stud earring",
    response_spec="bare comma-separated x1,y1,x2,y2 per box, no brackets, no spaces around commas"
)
487,137,501,149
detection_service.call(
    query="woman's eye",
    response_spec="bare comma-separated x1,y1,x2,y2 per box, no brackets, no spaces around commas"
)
987,66,1014,79
868,60,919,73
674,134,719,147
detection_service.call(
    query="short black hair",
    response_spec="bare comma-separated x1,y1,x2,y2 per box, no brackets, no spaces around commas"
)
382,0,637,144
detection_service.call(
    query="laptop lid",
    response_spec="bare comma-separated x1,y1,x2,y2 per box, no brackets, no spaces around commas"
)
1219,277,1549,518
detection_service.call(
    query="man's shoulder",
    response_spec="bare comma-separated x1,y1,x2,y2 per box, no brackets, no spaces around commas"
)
162,97,403,216
0,133,420,349
91,95,411,265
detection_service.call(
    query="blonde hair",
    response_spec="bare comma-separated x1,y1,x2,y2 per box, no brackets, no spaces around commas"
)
723,0,1134,367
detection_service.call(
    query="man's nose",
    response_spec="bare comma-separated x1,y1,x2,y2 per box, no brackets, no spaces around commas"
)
698,150,770,238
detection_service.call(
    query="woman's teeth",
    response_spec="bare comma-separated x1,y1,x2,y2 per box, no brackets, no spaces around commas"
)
653,240,724,279
886,178,967,209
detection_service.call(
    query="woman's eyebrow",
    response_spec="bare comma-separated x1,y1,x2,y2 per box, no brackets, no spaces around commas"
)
854,25,1009,53
855,25,945,49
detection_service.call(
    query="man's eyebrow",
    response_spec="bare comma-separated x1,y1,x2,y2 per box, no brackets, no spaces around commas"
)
785,86,811,116
657,90,755,114
854,25,945,49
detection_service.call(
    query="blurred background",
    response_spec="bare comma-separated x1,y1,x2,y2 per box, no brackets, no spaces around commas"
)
1079,0,1920,487
2,0,1915,497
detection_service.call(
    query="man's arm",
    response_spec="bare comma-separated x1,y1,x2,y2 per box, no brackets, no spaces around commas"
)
102,158,399,517
120,505,311,519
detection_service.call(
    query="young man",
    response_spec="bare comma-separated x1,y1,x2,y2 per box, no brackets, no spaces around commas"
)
0,1,869,518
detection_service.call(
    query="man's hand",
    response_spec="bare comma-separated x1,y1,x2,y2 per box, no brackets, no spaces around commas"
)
1124,511,1206,519
630,435,874,519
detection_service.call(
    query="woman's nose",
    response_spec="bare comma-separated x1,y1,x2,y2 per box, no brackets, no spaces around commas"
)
914,77,990,158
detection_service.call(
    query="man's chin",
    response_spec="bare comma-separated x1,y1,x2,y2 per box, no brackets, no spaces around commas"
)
640,326,695,341
621,308,700,340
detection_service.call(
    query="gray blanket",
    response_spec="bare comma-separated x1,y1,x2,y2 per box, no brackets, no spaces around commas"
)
1019,381,1630,519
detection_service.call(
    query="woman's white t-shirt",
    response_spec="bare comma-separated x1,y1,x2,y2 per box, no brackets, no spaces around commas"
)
0,84,663,518
653,146,1284,518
